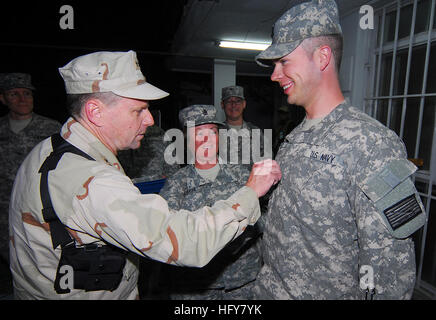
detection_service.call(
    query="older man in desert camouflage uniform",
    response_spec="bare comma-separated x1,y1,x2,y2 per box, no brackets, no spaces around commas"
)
8,51,281,299
159,105,262,299
0,73,61,270
252,0,426,299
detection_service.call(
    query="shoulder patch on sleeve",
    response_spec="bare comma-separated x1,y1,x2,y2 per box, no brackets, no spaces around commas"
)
359,159,426,238
360,159,417,202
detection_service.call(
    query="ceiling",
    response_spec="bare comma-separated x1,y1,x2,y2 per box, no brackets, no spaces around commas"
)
172,0,369,59
0,0,374,123
169,0,371,74
1,0,370,76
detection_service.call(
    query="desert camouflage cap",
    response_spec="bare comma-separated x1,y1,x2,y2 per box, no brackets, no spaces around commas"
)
255,0,342,67
221,85,245,101
179,104,226,128
0,73,36,92
59,50,169,100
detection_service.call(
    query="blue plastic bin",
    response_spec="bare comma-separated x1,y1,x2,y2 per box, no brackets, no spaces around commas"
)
134,178,166,194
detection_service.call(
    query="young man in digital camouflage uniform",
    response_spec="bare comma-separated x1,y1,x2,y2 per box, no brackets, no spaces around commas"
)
0,73,61,284
8,50,281,299
159,104,262,299
252,0,426,299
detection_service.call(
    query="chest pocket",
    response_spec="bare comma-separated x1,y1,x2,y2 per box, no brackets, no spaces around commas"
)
279,143,346,193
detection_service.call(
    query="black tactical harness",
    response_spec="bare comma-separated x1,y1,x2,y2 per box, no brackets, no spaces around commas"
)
39,134,126,294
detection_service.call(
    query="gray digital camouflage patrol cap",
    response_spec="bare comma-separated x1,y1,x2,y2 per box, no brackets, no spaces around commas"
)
221,85,245,101
0,73,36,92
255,0,342,67
179,104,226,128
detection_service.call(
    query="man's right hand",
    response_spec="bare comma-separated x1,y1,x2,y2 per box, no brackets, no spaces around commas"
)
246,159,282,197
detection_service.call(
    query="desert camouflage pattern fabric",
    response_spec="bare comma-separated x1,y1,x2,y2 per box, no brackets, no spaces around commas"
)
255,0,342,66
8,117,260,299
57,50,170,100
0,114,61,258
117,125,179,181
253,103,423,300
159,163,262,299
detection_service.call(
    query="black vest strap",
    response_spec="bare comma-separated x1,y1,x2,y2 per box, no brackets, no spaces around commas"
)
38,134,95,250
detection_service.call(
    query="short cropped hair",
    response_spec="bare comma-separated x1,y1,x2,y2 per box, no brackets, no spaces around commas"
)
66,92,124,117
301,34,343,73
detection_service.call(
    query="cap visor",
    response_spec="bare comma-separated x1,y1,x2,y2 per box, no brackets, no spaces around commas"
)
113,82,169,100
186,120,227,127
255,41,302,67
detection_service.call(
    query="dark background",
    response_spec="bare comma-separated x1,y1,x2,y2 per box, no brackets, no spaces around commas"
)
0,1,190,129
0,1,283,132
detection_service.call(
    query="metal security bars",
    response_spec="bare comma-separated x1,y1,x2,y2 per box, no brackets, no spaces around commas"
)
366,0,436,298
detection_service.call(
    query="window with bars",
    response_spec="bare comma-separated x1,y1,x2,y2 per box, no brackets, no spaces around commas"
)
366,0,436,296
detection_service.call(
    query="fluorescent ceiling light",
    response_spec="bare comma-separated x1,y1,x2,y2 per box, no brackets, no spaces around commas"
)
219,40,270,51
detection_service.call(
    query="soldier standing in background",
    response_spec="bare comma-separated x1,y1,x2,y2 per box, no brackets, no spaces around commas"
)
159,105,262,299
220,86,271,170
0,73,61,295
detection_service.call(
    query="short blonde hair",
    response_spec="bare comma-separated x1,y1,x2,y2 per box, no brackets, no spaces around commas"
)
301,35,343,72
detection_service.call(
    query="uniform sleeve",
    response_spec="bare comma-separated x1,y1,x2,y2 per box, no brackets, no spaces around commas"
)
351,136,422,299
69,169,260,268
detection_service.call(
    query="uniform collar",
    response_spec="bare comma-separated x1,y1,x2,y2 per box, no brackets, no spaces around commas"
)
60,117,124,172
286,102,349,145
185,161,239,191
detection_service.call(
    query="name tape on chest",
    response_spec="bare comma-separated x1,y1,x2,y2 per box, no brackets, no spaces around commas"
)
304,148,343,166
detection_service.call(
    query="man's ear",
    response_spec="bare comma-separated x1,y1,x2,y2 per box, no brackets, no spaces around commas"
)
221,101,225,109
0,93,6,105
316,45,332,71
83,99,104,126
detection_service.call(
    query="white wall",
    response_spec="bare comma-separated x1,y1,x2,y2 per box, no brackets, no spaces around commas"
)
339,7,374,110
213,59,236,122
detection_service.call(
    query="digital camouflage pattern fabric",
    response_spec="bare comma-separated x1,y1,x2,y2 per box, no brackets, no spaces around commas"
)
0,114,61,258
253,103,424,299
159,163,262,299
0,73,35,92
221,85,245,101
219,121,269,170
255,0,342,67
179,104,226,128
